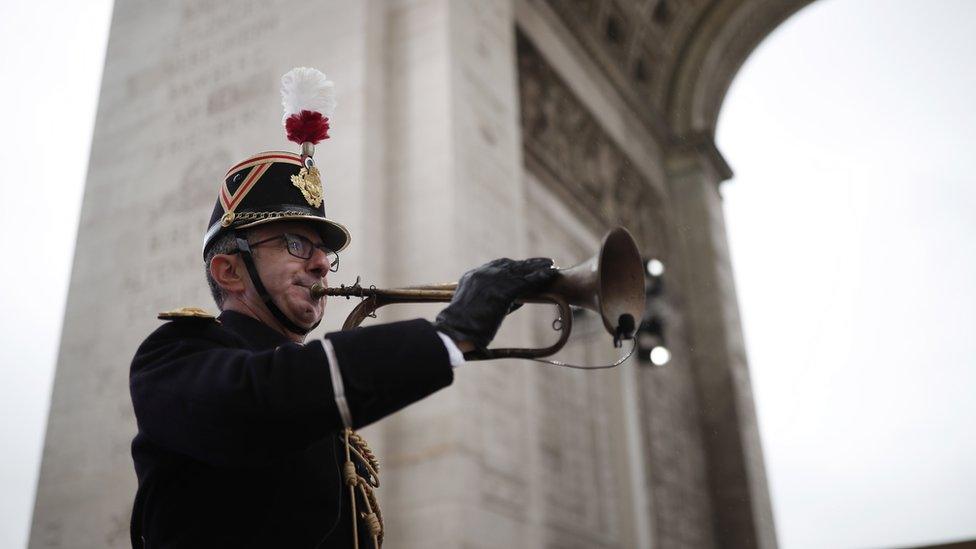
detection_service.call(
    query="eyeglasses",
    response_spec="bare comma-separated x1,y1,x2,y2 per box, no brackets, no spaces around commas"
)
245,232,339,272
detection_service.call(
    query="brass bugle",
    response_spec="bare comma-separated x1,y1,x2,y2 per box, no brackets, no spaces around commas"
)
309,227,646,360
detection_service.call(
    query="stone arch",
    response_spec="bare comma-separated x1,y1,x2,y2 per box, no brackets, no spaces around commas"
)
513,2,827,546
666,0,816,140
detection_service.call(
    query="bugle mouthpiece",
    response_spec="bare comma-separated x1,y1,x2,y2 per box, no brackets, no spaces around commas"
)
310,282,328,299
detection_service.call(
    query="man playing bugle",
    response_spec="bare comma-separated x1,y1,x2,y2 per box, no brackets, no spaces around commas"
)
128,67,555,548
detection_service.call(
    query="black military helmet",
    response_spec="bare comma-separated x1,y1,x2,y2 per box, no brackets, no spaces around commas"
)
201,149,351,257
202,66,349,258
201,67,348,335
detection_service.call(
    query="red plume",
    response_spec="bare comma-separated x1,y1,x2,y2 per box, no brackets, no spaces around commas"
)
285,110,331,145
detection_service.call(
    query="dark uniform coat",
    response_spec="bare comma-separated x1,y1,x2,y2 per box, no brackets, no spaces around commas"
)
129,310,454,548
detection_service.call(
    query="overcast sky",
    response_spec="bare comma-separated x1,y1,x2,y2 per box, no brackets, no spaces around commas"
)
717,0,976,547
0,1,974,548
0,1,113,548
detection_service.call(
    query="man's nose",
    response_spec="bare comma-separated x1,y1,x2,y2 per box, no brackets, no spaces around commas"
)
306,246,331,276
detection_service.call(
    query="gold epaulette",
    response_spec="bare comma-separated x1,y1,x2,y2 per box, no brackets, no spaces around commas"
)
157,307,219,323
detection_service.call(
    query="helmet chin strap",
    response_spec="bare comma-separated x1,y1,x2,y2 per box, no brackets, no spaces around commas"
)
235,233,322,336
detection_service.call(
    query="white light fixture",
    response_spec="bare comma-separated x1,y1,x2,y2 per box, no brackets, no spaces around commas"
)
646,258,665,277
649,345,671,366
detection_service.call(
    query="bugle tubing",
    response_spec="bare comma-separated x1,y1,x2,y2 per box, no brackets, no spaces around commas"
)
310,227,646,360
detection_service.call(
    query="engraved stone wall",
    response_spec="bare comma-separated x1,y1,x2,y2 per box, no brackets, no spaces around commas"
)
538,0,709,134
517,26,716,547
518,1,805,545
525,183,642,548
517,32,667,259
30,1,379,546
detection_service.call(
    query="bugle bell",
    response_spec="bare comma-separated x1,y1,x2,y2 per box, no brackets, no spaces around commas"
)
310,227,646,361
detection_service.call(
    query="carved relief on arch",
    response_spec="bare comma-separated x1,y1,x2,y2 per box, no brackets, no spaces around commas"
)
517,30,668,260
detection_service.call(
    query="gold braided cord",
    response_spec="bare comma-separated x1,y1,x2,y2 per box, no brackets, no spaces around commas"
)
343,429,359,549
356,481,384,547
342,428,384,548
348,446,379,487
347,431,380,473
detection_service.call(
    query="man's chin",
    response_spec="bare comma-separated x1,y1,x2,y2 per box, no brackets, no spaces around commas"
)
290,307,321,328
277,298,321,329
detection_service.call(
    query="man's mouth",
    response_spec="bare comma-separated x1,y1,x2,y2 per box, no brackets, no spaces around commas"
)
295,281,325,300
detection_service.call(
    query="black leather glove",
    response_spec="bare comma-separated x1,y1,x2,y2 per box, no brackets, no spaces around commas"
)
435,257,557,358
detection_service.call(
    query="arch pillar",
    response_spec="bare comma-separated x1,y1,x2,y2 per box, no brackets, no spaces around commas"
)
661,3,817,545
665,133,775,548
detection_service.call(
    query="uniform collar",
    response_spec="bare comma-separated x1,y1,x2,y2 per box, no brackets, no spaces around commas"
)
217,310,295,350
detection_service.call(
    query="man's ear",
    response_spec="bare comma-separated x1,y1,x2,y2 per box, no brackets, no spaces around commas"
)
210,254,247,296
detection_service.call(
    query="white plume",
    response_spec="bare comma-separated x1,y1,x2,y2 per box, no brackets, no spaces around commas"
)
280,67,337,124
